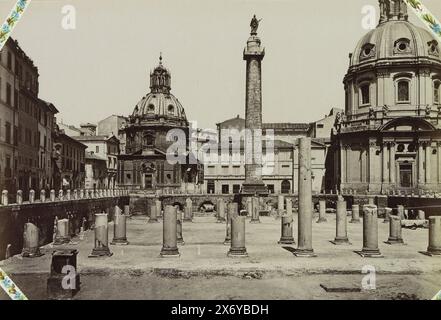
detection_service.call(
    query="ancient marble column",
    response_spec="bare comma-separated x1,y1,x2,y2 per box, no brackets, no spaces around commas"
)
383,207,392,223
386,215,404,245
54,219,70,245
350,204,361,223
228,214,248,257
332,200,351,245
224,203,238,245
16,190,23,205
276,195,285,219
148,205,159,223
317,199,327,223
295,137,315,257
111,206,129,245
424,216,441,256
124,205,130,216
357,205,382,257
160,206,180,258
418,142,424,185
1,190,8,205
176,209,185,245
89,213,112,258
397,205,405,220
184,198,193,222
250,196,260,224
217,198,226,223
29,190,35,203
155,199,162,218
389,143,396,184
241,16,267,196
22,223,43,258
278,213,295,245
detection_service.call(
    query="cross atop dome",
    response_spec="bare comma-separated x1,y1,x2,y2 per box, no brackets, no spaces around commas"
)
379,0,409,24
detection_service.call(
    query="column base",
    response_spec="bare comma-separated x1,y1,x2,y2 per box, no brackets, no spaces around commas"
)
111,238,129,245
223,239,231,245
22,248,44,258
385,238,405,245
420,247,441,256
88,247,113,258
148,218,159,223
177,238,185,246
217,218,226,223
53,237,71,245
350,219,361,224
293,249,317,258
241,182,268,196
330,238,352,245
183,218,193,223
227,247,248,258
250,218,261,224
278,237,295,245
355,249,383,258
160,247,180,258
317,217,327,223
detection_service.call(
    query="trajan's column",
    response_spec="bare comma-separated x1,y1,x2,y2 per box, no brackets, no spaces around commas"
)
241,15,268,196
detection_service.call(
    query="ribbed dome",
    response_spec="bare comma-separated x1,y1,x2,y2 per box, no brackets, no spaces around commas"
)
130,55,187,123
350,20,441,67
132,92,187,120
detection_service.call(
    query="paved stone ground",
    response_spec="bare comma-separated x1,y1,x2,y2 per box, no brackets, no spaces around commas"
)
1,213,440,300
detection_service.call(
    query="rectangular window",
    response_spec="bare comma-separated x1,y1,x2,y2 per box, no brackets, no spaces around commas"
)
233,184,241,194
397,80,410,103
7,52,12,70
5,122,11,144
96,146,99,153
360,84,370,106
222,185,230,194
267,184,275,194
6,83,11,106
434,81,440,104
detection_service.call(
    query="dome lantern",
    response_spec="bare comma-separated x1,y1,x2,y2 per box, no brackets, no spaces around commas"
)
379,0,408,24
150,53,171,94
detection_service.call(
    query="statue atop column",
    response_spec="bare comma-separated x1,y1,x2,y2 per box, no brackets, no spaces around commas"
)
250,15,262,35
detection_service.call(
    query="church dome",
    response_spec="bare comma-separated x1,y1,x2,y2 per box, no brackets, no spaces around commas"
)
350,21,440,67
131,55,187,123
349,1,441,68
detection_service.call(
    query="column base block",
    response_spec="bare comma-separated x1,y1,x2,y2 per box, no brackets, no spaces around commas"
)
350,219,361,224
53,237,71,246
223,239,231,245
111,238,129,245
217,219,226,224
384,238,405,245
420,248,441,256
250,219,261,224
227,247,248,258
183,219,193,223
316,218,327,223
241,182,269,196
354,250,384,258
22,248,44,258
330,238,352,245
148,218,159,223
177,238,185,246
293,249,317,258
88,247,113,258
278,237,295,245
160,247,180,258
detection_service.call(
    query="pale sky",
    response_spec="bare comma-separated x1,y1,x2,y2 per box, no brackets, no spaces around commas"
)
1,0,440,129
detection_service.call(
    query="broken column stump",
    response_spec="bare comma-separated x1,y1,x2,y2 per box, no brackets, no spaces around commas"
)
160,205,180,258
88,213,113,258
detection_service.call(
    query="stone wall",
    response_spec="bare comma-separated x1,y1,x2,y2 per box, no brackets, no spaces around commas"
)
0,192,129,261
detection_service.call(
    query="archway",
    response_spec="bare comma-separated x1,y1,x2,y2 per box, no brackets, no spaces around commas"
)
281,180,291,194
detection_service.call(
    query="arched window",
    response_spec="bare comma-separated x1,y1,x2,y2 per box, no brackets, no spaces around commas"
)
281,180,291,194
434,81,441,104
397,80,410,103
360,84,370,106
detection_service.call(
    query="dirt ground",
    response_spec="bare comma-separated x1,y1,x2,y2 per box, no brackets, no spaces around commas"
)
1,215,440,300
